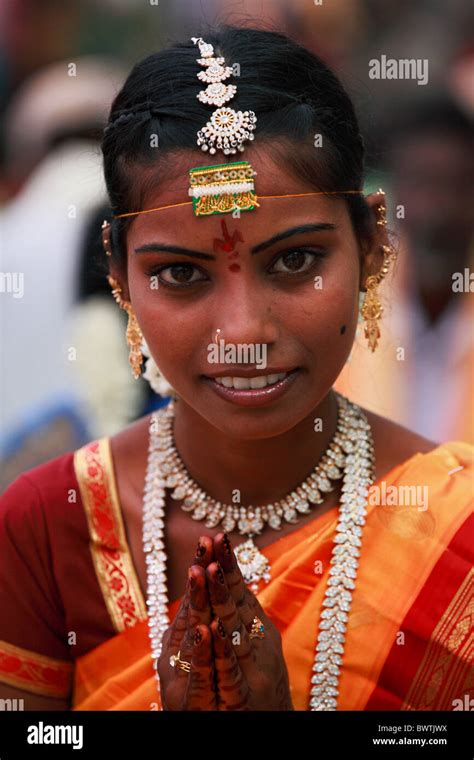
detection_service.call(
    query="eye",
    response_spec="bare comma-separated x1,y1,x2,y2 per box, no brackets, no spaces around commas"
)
148,263,207,288
269,248,326,275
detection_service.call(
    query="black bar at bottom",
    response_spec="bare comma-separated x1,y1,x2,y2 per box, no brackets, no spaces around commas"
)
0,710,472,758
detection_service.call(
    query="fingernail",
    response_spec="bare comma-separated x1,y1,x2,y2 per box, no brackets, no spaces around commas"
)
217,617,226,638
194,627,202,645
222,533,232,555
216,562,225,584
195,541,206,558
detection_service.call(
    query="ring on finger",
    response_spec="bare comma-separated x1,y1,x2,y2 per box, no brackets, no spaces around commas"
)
248,616,265,640
169,650,191,673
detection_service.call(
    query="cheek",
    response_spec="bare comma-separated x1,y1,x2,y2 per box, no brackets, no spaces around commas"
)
127,270,204,379
282,259,360,354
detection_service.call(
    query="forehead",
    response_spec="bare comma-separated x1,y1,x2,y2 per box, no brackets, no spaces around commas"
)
125,144,349,246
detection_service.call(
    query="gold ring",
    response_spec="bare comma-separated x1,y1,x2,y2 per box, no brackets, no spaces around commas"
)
249,616,265,640
169,650,191,673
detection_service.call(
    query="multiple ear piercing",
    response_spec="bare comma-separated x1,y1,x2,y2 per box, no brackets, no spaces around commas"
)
101,190,395,379
102,220,112,257
359,189,397,352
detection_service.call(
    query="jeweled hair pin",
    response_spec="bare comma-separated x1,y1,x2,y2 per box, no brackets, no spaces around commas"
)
191,36,257,156
111,36,366,221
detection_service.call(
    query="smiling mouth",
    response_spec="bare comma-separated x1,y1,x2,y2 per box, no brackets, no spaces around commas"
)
211,372,288,389
202,368,300,406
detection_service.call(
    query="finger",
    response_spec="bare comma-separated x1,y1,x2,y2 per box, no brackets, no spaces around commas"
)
183,625,217,710
213,533,257,627
192,534,215,569
211,617,249,711
170,537,213,627
177,566,213,671
167,582,191,650
188,564,213,627
206,561,253,657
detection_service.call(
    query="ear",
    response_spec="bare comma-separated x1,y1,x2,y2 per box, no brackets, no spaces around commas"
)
359,191,392,291
102,221,131,301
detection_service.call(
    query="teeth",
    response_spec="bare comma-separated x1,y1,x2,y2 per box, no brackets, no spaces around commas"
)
214,372,287,389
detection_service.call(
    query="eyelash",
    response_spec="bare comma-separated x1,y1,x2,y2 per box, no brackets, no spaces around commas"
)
144,247,328,290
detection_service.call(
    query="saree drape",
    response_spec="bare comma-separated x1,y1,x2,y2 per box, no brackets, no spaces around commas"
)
71,439,473,711
0,435,472,710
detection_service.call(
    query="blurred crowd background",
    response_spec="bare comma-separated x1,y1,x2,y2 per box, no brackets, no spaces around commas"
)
1,0,473,489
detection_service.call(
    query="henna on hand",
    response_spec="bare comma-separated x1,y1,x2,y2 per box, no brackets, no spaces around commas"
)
211,532,295,711
211,617,250,711
158,538,216,710
183,625,217,710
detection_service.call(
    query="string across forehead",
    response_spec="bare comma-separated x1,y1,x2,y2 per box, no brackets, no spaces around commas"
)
110,36,365,222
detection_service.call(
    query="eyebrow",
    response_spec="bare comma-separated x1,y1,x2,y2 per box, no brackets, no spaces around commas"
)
134,222,337,260
250,223,337,254
134,243,213,260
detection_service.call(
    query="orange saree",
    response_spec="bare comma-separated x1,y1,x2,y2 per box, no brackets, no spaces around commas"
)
70,438,473,711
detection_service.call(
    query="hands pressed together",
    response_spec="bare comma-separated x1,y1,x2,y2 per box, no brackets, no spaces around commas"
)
158,532,294,711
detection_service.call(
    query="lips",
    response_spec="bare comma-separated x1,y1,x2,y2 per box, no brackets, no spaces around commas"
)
202,368,300,407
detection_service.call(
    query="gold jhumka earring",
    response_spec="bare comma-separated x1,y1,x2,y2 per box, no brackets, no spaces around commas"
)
107,275,144,379
102,221,144,379
360,191,397,352
102,221,176,394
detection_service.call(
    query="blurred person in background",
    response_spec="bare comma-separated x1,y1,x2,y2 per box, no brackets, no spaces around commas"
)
336,97,474,443
0,57,127,484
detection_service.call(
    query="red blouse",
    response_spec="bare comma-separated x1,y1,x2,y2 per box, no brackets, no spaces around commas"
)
0,439,146,700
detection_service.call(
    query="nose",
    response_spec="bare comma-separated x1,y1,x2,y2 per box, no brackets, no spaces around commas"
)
211,280,279,349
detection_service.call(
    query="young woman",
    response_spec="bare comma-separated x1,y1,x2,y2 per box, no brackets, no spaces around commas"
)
0,28,472,712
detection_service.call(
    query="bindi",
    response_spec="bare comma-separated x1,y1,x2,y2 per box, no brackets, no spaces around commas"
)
213,219,244,272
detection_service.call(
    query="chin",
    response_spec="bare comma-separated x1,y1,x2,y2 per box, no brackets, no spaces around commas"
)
188,374,321,440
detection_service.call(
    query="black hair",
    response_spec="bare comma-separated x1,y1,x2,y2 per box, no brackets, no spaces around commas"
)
76,204,116,301
102,26,374,268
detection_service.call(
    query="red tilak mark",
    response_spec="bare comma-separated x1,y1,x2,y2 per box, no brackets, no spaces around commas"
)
213,219,244,273
213,219,244,253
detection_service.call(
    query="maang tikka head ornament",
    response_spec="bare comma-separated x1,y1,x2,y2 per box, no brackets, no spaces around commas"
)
189,36,258,217
191,36,256,156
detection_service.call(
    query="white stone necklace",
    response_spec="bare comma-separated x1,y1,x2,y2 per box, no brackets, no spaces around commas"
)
142,393,375,710
148,393,359,591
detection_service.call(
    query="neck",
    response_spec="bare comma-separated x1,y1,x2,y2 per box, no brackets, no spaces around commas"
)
172,389,339,505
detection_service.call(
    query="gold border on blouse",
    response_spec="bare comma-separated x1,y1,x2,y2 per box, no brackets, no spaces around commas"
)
73,438,147,633
0,638,73,699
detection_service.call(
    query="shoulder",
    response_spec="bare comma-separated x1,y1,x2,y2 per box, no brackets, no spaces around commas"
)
362,408,439,480
0,449,78,524
0,439,120,546
363,408,473,498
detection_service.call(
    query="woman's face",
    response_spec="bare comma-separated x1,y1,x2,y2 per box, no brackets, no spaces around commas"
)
119,145,379,440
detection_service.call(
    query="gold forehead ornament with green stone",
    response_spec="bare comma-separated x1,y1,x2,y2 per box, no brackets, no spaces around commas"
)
189,37,258,217
188,160,258,217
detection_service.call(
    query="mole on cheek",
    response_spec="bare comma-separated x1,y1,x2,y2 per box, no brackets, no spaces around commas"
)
340,324,346,335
